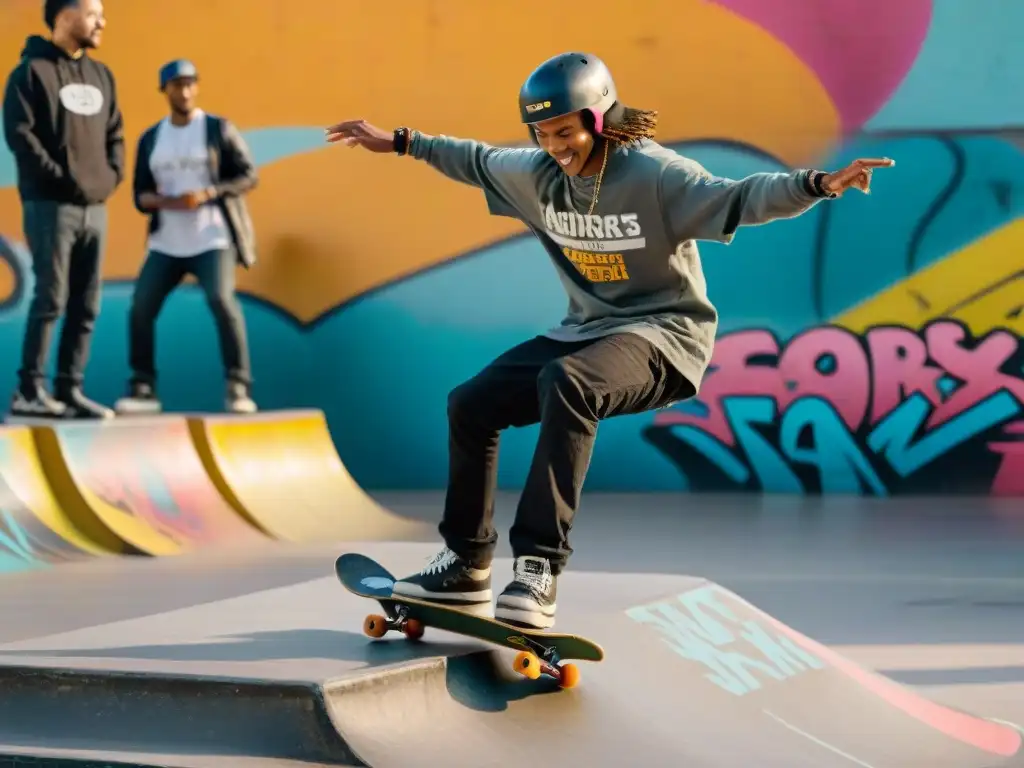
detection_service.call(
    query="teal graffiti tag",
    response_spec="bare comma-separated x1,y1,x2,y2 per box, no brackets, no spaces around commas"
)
867,390,1022,476
780,397,888,494
0,510,46,572
625,585,825,696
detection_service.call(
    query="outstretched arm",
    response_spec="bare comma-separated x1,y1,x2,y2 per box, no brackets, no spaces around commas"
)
324,119,544,217
405,131,530,184
661,155,895,245
661,158,825,245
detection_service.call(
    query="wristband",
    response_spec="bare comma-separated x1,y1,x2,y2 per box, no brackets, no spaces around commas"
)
394,127,410,156
811,170,838,199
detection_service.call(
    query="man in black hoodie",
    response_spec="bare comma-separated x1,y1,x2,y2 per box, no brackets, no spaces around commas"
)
1,0,123,419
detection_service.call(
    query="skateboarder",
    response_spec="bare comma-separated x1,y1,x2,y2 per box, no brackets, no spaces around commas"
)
325,52,893,630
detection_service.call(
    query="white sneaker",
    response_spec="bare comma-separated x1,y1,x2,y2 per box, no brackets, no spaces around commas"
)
226,382,257,414
114,382,162,414
495,556,557,629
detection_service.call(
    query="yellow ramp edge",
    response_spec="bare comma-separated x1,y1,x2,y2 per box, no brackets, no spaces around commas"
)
835,219,1024,335
35,417,268,557
188,409,430,543
0,425,118,562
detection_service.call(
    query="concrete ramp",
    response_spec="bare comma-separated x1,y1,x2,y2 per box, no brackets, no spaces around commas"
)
35,417,268,556
617,582,1024,767
0,426,117,572
0,547,1018,767
325,583,1024,767
0,665,362,767
187,410,429,543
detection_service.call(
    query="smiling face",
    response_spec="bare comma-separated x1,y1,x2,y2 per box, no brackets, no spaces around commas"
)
531,112,604,177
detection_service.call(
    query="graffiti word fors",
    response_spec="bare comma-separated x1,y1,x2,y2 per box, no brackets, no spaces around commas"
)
625,586,824,697
649,321,1024,494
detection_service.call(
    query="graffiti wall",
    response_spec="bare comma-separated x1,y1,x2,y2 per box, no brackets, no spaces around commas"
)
0,0,1021,494
648,321,1024,494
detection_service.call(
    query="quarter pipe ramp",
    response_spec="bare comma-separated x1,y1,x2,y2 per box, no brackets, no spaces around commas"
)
35,417,268,556
188,409,429,543
0,426,115,572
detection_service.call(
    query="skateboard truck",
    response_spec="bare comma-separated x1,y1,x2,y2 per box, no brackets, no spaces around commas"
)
506,632,580,689
362,603,426,641
361,605,580,689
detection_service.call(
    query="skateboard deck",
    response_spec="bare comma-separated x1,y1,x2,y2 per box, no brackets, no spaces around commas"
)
335,552,604,688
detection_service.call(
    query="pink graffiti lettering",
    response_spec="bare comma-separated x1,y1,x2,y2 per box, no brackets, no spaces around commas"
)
924,323,1024,429
988,422,1024,497
654,321,1024,446
778,327,870,432
865,327,944,423
671,330,782,447
988,442,1024,496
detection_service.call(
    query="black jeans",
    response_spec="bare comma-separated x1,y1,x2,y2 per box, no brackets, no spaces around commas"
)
439,333,693,574
128,248,252,387
18,201,107,394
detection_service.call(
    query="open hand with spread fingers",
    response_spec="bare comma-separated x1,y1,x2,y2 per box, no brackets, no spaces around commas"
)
820,157,895,196
324,119,395,153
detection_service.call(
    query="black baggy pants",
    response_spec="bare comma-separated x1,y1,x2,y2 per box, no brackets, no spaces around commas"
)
127,248,252,387
439,332,693,574
18,201,107,394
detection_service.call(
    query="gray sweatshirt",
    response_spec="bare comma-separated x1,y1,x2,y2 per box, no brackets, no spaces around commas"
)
408,132,826,396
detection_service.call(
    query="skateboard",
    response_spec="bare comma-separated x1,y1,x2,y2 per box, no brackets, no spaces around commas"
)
334,552,604,688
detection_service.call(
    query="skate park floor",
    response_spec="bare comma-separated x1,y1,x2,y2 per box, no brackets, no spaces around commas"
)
0,491,1021,766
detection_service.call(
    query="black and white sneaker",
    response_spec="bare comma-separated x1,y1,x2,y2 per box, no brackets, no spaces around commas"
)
114,381,162,415
57,386,114,420
391,547,492,606
9,383,67,419
495,556,557,630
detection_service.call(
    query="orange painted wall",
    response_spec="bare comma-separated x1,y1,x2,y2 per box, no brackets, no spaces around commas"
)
0,0,837,323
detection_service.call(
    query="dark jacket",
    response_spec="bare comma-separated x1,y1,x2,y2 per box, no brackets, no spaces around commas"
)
133,113,259,268
1,35,125,205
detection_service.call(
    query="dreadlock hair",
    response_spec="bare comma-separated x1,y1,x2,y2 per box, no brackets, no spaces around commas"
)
584,102,659,147
524,102,659,150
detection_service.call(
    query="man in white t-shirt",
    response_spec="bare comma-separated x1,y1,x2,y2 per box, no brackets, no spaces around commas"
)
116,59,259,415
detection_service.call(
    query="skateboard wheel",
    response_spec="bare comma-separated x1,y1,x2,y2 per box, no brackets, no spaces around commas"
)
558,663,580,689
513,651,542,680
363,614,388,638
403,618,425,640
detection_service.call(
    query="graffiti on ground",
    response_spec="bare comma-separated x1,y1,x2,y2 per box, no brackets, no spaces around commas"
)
626,585,825,697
